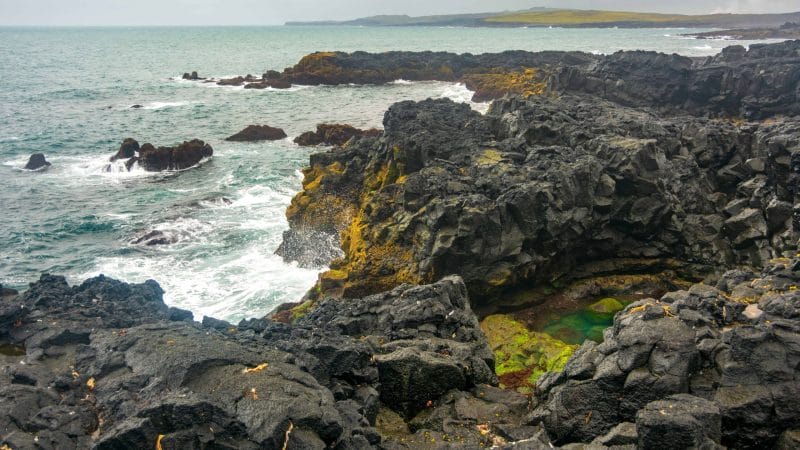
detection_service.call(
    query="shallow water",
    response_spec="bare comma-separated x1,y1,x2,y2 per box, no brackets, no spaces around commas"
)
0,26,784,322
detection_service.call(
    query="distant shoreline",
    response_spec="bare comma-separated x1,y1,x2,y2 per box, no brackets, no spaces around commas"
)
286,8,800,30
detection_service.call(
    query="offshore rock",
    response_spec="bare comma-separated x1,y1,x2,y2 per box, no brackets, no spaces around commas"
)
108,138,213,172
529,259,800,448
280,94,800,303
225,124,288,142
109,138,139,162
23,153,51,170
294,123,382,147
181,71,200,80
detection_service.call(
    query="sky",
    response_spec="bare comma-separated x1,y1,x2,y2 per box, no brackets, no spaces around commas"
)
0,0,798,26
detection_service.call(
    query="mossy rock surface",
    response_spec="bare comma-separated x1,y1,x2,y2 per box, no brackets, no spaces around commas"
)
480,314,577,392
588,297,625,314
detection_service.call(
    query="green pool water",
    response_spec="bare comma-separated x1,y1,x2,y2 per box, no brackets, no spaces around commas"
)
539,298,627,345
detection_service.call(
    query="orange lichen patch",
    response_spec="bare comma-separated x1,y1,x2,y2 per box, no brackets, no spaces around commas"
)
156,434,165,450
293,51,339,71
87,377,96,390
461,68,548,102
242,363,269,374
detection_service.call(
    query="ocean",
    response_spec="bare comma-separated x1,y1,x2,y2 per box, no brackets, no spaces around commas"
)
0,25,784,322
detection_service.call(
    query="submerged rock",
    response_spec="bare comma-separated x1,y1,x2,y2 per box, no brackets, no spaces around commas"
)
243,79,292,89
23,153,51,170
225,124,288,142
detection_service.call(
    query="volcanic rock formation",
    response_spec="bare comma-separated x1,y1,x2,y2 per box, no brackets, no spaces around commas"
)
107,138,213,172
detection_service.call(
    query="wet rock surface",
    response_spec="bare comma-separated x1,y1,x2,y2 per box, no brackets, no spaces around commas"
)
106,138,213,172
225,124,288,142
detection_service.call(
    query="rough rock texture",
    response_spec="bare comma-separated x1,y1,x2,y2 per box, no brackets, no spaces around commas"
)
274,41,800,114
635,394,722,449
24,153,51,170
0,274,537,449
107,138,213,172
529,259,800,448
225,124,288,142
294,124,382,147
279,93,800,303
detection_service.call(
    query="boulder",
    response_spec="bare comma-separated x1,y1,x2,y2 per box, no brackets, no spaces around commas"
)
23,153,51,170
182,71,199,80
225,125,288,142
635,394,722,449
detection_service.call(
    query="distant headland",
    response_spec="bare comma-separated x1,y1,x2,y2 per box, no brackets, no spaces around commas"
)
286,7,800,29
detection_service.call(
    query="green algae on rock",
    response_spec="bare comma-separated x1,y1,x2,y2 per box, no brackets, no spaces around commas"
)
480,314,577,392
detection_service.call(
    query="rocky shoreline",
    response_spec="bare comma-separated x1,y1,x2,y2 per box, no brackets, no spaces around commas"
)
2,40,800,448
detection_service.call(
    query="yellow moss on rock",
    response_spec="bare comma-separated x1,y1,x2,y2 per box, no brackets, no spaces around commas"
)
462,68,548,102
481,314,577,392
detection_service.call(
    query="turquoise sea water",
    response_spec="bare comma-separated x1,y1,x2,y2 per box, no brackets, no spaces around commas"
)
0,26,785,321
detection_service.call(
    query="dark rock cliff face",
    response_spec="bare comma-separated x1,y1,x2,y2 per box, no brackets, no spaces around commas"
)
281,94,799,303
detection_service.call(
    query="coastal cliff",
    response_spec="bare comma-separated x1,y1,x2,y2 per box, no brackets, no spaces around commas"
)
1,41,800,449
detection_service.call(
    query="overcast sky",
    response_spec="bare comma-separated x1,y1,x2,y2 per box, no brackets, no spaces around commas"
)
0,0,797,26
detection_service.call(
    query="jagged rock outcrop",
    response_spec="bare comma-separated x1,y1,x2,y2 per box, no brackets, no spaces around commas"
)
529,258,800,449
0,274,536,449
279,94,800,303
225,125,288,142
23,153,51,170
272,40,800,115
106,138,213,172
294,123,382,147
2,261,799,448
